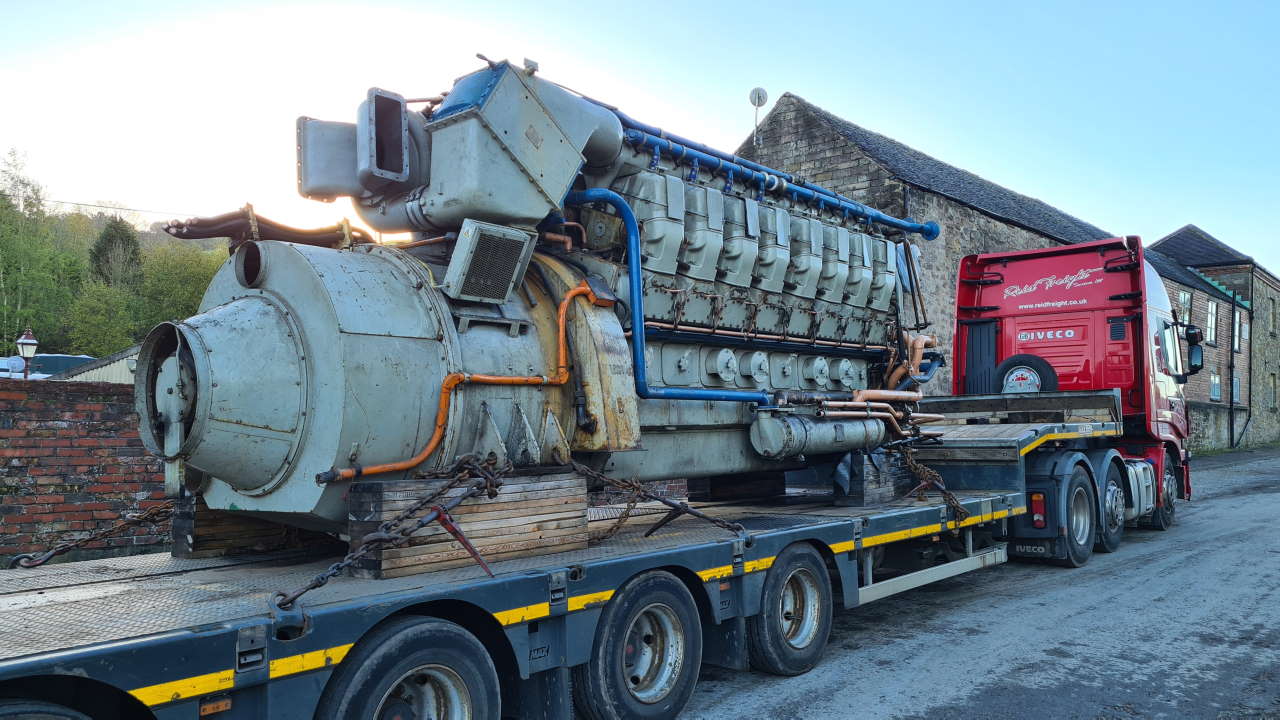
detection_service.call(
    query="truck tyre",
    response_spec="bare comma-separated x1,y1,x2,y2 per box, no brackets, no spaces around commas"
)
315,616,500,720
571,570,702,720
1056,465,1096,568
994,354,1059,393
746,543,833,676
1095,462,1125,553
1147,454,1178,531
0,700,91,720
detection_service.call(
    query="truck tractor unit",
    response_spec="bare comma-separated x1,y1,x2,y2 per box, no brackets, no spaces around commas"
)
0,59,1201,720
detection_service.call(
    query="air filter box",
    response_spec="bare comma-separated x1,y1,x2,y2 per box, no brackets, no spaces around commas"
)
440,219,536,304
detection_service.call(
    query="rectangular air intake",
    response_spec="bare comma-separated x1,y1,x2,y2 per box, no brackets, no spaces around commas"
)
440,219,535,304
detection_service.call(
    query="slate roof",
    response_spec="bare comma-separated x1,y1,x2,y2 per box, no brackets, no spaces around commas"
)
1145,249,1245,307
1149,224,1252,267
785,94,1113,245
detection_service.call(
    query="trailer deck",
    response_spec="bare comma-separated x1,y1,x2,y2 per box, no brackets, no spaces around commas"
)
0,487,1020,715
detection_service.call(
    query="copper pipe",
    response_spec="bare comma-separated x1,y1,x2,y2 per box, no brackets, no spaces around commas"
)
330,281,610,482
849,389,923,403
541,232,573,251
391,235,452,249
815,410,906,436
888,332,937,388
818,401,903,418
561,221,587,250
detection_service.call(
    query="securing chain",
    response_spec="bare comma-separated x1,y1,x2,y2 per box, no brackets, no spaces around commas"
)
572,462,747,539
8,501,176,569
272,455,508,610
897,444,970,526
590,488,643,542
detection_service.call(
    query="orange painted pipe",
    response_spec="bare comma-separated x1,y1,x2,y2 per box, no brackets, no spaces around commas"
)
329,281,606,482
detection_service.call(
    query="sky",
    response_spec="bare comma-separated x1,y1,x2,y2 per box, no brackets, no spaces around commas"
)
2,0,1277,270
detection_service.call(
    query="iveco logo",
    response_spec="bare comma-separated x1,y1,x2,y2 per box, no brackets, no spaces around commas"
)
1018,330,1077,341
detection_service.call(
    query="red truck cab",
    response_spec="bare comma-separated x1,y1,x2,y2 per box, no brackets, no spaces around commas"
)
953,236,1204,504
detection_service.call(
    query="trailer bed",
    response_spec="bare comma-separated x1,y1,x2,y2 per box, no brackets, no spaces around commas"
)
0,489,1021,666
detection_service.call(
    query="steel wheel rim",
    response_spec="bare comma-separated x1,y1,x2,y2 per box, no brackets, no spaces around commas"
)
1163,465,1178,515
621,602,685,704
1002,366,1042,393
1104,479,1125,534
779,567,822,650
377,663,473,720
1069,485,1091,545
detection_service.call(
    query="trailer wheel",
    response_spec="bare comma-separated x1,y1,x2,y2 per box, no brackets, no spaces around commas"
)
0,700,91,719
994,354,1059,393
1147,455,1178,531
571,570,702,720
1095,463,1125,553
1057,465,1096,568
315,616,499,720
746,543,833,676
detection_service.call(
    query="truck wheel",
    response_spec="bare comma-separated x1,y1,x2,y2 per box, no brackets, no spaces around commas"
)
315,616,500,720
746,543,832,676
1094,463,1125,553
1147,456,1178,531
0,700,91,719
1056,466,1096,568
571,570,702,720
994,354,1059,393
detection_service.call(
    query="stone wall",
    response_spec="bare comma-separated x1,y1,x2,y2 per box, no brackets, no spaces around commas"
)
0,380,166,564
738,95,1063,394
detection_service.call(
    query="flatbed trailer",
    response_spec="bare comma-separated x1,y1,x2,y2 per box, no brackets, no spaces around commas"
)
0,393,1143,720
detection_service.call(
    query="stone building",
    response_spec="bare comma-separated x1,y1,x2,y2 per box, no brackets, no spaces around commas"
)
739,95,1277,452
738,93,1113,393
1152,225,1280,448
1144,249,1253,450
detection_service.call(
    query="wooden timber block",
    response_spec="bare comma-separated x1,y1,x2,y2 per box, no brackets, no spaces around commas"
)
171,490,340,559
346,471,588,579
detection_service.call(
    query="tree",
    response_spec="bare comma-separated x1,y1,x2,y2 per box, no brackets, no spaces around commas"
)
89,217,142,288
68,282,135,357
135,243,226,332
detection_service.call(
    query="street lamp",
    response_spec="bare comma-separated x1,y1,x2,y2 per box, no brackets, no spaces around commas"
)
16,328,37,380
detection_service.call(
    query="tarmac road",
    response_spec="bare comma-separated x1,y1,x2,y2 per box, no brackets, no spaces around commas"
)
683,447,1280,720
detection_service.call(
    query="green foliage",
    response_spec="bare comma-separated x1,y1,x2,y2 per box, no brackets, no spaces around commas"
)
90,216,143,288
68,283,136,357
136,244,226,331
0,149,227,359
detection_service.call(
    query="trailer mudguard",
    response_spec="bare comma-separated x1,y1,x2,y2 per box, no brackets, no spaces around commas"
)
1009,450,1094,560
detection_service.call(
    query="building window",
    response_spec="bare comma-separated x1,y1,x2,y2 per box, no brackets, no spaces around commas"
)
1233,376,1241,403
1233,309,1242,352
1177,290,1192,335
1206,301,1218,344
1210,371,1221,401
1271,298,1277,334
1271,374,1277,408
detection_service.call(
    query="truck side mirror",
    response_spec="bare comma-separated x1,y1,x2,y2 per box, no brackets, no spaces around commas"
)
1184,325,1204,346
1185,344,1204,377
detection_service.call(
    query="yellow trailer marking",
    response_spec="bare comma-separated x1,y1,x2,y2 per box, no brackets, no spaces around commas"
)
130,669,235,707
269,643,353,679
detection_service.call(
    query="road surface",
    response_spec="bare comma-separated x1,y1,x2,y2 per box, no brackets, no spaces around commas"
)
684,447,1280,719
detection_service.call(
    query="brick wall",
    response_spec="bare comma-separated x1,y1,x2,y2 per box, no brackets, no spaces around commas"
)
0,380,166,564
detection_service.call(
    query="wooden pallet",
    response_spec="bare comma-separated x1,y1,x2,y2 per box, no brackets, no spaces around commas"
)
171,491,340,559
346,471,588,579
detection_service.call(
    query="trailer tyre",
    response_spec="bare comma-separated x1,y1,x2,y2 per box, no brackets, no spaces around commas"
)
994,354,1059,393
571,570,702,720
0,700,91,720
1057,465,1096,568
1095,462,1125,553
746,543,833,676
315,616,499,720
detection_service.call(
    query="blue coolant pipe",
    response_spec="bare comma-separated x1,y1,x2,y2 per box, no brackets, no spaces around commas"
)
624,130,940,241
565,188,773,405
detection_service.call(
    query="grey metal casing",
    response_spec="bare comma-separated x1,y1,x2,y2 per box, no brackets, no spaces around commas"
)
440,220,536,304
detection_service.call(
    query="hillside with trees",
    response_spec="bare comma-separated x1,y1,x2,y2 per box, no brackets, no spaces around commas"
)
1,150,226,357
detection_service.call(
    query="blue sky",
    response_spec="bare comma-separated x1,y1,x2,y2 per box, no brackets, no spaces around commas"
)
3,0,1277,271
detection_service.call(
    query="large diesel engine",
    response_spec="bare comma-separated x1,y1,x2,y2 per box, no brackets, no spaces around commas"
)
138,59,942,530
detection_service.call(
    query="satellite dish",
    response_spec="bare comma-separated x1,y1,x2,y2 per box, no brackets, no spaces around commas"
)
749,87,768,108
